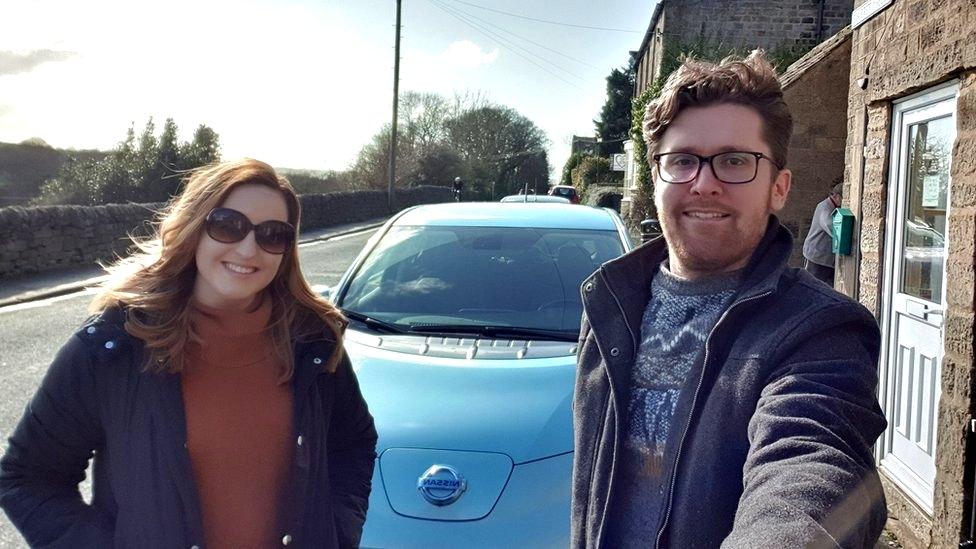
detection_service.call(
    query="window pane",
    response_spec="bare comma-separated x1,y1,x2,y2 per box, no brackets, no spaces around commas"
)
900,116,951,302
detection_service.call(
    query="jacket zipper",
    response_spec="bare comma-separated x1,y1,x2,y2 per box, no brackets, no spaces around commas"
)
654,289,773,549
593,269,641,549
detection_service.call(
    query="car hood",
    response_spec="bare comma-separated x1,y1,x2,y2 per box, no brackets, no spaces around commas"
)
346,329,577,464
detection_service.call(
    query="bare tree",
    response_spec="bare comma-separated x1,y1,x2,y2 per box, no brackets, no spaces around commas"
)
348,92,550,197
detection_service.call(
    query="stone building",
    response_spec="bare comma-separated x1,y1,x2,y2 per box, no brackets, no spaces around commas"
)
778,27,852,266
633,0,853,93
623,0,854,223
570,135,599,156
836,1,976,546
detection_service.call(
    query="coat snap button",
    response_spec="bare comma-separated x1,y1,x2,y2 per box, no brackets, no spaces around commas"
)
312,357,322,365
584,282,594,292
282,534,293,545
297,435,304,446
609,347,620,357
104,341,115,350
86,326,96,334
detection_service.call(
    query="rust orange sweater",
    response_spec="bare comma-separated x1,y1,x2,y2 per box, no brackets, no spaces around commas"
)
182,297,294,549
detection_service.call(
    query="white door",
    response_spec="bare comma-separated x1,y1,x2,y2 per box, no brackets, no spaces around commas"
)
878,83,957,514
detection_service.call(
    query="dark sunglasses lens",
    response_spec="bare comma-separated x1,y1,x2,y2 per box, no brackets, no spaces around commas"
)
254,222,294,254
206,208,250,243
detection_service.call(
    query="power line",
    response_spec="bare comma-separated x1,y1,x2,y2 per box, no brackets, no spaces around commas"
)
441,0,643,33
426,0,586,90
430,0,587,82
435,0,602,70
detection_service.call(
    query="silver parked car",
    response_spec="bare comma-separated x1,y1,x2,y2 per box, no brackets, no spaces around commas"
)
328,202,632,547
499,194,570,203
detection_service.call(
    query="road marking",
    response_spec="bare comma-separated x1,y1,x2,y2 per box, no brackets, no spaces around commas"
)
0,288,97,314
298,227,376,247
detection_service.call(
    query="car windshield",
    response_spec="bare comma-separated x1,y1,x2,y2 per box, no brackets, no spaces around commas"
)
338,225,624,337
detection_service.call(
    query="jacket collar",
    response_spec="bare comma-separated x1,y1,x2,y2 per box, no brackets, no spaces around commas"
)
595,214,793,334
596,234,667,342
735,215,794,301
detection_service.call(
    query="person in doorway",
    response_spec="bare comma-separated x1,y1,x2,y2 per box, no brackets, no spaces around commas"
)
803,181,844,285
0,159,377,548
571,52,887,548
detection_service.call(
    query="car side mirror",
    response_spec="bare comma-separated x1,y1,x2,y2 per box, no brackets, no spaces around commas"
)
317,285,333,300
640,219,662,243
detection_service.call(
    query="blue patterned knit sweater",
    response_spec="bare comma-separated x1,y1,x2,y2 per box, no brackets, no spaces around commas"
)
606,264,740,546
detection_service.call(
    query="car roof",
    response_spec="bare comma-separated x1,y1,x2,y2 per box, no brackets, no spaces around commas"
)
393,202,619,230
499,194,570,203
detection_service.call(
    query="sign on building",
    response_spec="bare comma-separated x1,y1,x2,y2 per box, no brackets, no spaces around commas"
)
852,0,893,29
611,153,626,172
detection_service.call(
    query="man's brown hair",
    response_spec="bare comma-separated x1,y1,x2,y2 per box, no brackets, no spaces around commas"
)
643,50,792,168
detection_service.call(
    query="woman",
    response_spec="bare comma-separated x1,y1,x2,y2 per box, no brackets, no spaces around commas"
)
0,159,377,548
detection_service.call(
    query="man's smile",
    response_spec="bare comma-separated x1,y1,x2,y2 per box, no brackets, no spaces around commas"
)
682,209,731,220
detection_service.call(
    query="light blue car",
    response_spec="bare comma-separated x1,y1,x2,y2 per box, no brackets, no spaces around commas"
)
328,202,633,548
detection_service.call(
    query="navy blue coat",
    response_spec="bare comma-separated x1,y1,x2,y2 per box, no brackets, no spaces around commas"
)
0,307,377,548
571,217,888,548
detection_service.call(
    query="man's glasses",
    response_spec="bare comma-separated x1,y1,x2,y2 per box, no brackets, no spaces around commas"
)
204,207,296,255
652,151,781,184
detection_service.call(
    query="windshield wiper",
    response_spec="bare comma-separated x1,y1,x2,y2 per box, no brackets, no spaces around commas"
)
407,324,578,342
342,310,408,334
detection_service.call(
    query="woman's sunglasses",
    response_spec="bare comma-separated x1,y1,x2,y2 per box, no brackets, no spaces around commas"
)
204,207,296,255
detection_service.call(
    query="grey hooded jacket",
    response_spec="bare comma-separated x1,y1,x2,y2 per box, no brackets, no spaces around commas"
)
571,217,887,548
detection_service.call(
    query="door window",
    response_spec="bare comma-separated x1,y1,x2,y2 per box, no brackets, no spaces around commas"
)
900,116,952,302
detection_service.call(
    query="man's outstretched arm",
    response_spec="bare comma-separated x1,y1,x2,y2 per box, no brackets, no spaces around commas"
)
723,318,887,549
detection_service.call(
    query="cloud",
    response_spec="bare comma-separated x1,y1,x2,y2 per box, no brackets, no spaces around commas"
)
401,40,498,94
439,40,498,69
0,49,76,76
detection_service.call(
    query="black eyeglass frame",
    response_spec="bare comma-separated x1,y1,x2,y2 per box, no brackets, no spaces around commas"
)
652,151,782,185
203,207,296,255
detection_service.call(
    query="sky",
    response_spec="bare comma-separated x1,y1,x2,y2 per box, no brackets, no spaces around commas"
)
0,0,653,181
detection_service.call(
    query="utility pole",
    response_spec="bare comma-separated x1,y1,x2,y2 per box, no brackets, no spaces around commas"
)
388,0,402,212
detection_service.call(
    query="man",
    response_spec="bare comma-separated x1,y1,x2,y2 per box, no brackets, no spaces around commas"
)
452,176,464,201
803,182,844,285
571,52,887,548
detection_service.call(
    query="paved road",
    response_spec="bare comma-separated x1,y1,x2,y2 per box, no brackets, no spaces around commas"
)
0,228,375,548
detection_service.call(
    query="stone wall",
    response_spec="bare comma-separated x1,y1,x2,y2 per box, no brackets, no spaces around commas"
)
0,186,451,278
663,0,852,52
633,0,852,96
842,0,976,546
635,11,666,93
780,30,852,267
